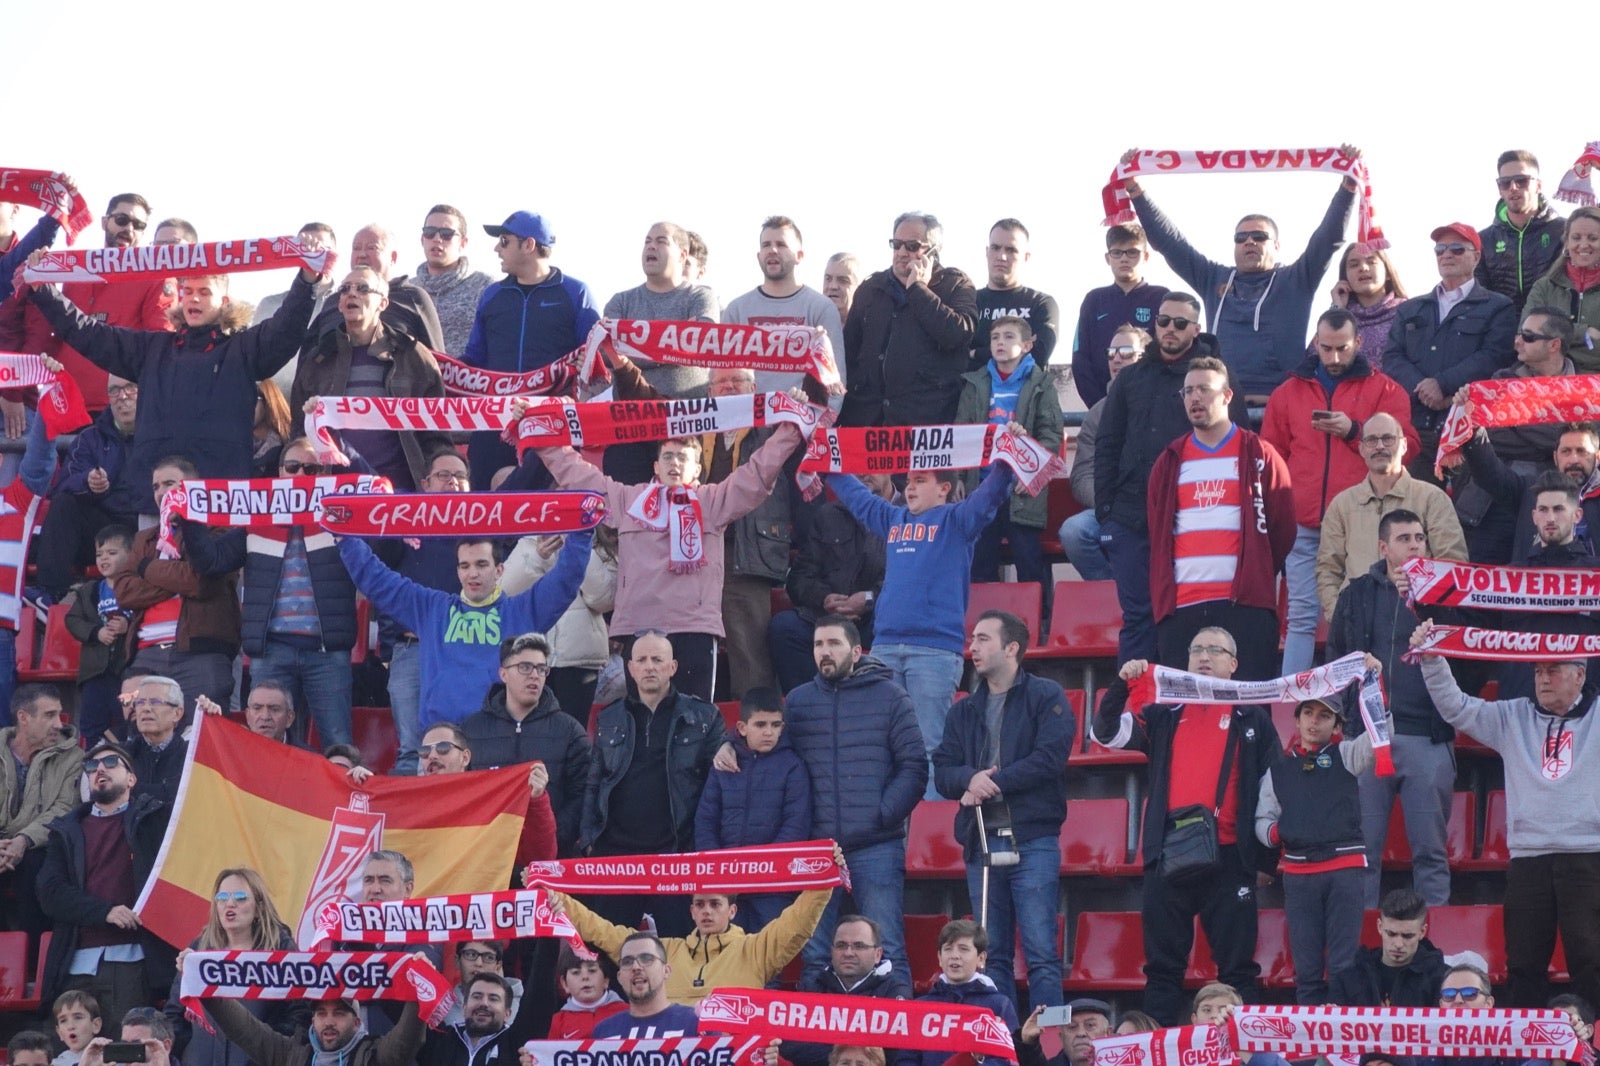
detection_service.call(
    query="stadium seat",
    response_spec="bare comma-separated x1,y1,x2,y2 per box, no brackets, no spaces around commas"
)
1042,581,1121,659
965,582,1043,648
905,801,965,879
1187,911,1295,989
0,929,48,1011
1359,906,1506,983
1463,791,1509,872
12,604,35,675
1064,911,1146,991
715,701,740,733
1381,793,1473,870
19,602,78,683
350,707,399,775
1011,914,1067,988
905,914,950,994
1060,797,1139,876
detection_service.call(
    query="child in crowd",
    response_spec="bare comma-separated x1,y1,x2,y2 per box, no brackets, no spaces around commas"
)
695,687,812,933
64,525,135,745
897,920,1018,1066
51,990,102,1066
547,943,626,1039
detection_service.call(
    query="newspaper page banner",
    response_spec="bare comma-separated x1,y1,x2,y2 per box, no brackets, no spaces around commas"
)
1404,557,1600,613
697,988,1016,1061
1227,1004,1591,1061
1092,1025,1226,1066
316,490,606,539
1403,625,1600,663
519,1037,767,1066
178,949,454,1031
799,425,1063,496
589,319,841,389
23,235,336,284
523,840,845,895
0,168,93,239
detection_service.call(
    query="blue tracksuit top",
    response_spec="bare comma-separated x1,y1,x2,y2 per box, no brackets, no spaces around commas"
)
461,268,600,372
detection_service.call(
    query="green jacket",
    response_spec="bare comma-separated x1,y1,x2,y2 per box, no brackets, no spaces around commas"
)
1526,267,1600,373
954,361,1063,529
0,726,84,848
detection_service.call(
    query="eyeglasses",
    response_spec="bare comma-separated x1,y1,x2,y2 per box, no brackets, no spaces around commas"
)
1439,987,1486,1002
1233,230,1272,245
658,451,693,467
421,227,459,241
1155,315,1195,330
281,460,328,475
337,283,381,297
214,890,251,903
246,702,290,714
420,740,464,757
107,384,139,399
1518,330,1556,343
1107,345,1141,357
83,755,125,772
505,661,551,677
1188,644,1237,658
833,941,878,952
888,238,934,253
1360,434,1400,447
132,698,180,711
618,953,663,969
1496,175,1533,190
1434,243,1472,256
458,948,501,963
428,470,469,484
1106,249,1144,260
1179,385,1222,399
108,213,148,231
496,235,520,248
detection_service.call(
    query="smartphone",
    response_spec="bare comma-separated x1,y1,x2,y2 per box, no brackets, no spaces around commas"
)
1037,1005,1073,1028
1311,410,1335,420
103,1044,148,1064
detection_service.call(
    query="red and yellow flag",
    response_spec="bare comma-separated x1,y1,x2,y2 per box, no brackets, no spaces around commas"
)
137,713,530,949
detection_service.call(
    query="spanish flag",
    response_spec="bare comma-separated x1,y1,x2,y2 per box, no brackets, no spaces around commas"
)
137,712,530,949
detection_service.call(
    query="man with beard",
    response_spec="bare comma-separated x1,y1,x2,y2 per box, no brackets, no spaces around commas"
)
1017,998,1115,1066
591,932,700,1037
722,216,844,409
419,722,555,867
1458,422,1600,565
199,989,424,1066
420,974,540,1066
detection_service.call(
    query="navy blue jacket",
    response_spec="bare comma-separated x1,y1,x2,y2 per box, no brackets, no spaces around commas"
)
0,216,60,303
894,975,1019,1066
694,734,812,851
462,269,600,371
932,671,1073,861
782,657,928,850
1070,279,1169,407
52,406,144,517
183,523,358,656
1380,286,1517,434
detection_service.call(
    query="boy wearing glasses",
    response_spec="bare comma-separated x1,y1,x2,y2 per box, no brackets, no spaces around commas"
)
1477,150,1566,316
1070,222,1167,407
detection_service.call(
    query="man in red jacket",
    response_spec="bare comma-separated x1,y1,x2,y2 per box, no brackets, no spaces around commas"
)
1148,357,1294,680
1262,308,1418,673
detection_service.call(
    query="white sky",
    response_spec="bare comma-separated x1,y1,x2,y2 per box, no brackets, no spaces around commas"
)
9,1,1584,410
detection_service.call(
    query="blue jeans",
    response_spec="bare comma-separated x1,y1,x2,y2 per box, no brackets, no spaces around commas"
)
1060,511,1112,581
965,836,1063,1009
1099,517,1156,663
872,642,963,799
1282,524,1321,674
387,641,422,775
802,838,909,986
250,638,353,748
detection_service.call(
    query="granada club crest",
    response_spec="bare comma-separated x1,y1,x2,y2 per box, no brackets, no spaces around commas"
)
296,805,386,948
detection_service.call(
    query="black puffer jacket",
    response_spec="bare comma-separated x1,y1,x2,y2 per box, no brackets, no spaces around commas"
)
461,685,592,854
182,524,358,656
781,656,928,850
1475,198,1567,314
581,689,723,852
785,499,885,635
840,266,977,427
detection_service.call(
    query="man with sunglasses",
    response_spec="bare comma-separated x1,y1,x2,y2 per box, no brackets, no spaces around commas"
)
1380,224,1516,481
1070,223,1167,407
304,224,444,355
1477,151,1567,316
419,722,556,866
411,204,492,358
37,739,174,1028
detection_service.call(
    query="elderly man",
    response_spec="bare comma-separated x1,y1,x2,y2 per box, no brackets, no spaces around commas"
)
123,676,187,806
1017,997,1115,1066
303,223,444,355
0,685,80,937
411,204,493,357
822,253,863,328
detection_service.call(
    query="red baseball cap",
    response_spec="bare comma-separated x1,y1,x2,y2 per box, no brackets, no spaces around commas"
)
1429,223,1481,253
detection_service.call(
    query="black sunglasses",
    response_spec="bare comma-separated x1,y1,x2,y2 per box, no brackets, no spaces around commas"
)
108,213,148,231
421,227,459,241
281,460,327,475
1155,315,1195,330
1233,230,1272,245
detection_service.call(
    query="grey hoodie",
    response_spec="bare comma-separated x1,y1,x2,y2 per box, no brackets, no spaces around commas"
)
1422,656,1600,856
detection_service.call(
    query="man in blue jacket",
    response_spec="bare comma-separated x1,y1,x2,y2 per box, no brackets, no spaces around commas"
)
933,610,1072,1010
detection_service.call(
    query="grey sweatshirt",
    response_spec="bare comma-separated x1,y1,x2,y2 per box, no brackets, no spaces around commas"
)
1421,655,1600,857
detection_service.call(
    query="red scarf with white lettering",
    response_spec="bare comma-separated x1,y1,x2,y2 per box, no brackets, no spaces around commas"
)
158,475,392,558
799,425,1065,497
1405,624,1600,663
1093,1026,1224,1066
178,950,454,1032
626,482,707,572
1128,652,1394,775
315,888,585,953
1434,374,1600,475
1228,1004,1592,1062
1101,147,1387,249
306,396,524,466
588,319,841,389
316,490,606,539
21,235,335,284
696,988,1015,1061
1404,556,1600,613
1556,142,1600,207
433,346,604,398
0,168,93,239
515,392,830,454
0,352,90,437
522,840,846,895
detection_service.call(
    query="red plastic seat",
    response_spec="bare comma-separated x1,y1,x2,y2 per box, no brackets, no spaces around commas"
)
1187,910,1295,989
1359,906,1507,983
715,701,740,733
1382,793,1473,870
12,604,36,676
1460,790,1509,871
0,929,49,1011
1043,581,1121,658
965,582,1043,648
905,914,950,994
350,598,372,665
904,801,965,879
1060,797,1139,876
1064,911,1146,991
20,603,78,682
350,706,398,775
1011,914,1068,987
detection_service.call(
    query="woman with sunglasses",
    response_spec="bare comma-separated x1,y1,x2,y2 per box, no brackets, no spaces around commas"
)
1525,207,1600,372
164,868,307,1066
1326,243,1408,372
251,381,293,478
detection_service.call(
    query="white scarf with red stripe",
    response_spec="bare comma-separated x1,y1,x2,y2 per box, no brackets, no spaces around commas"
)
523,840,847,895
0,352,91,437
1227,1004,1592,1062
588,318,842,389
157,475,392,558
306,395,524,465
798,425,1063,496
178,950,454,1031
315,888,585,953
432,346,604,398
22,235,335,284
1405,624,1600,663
626,481,707,572
1093,1025,1225,1066
1404,556,1600,613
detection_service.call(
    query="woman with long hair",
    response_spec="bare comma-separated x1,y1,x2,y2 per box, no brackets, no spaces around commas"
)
165,868,307,1066
1327,242,1408,371
253,381,293,477
1526,207,1600,371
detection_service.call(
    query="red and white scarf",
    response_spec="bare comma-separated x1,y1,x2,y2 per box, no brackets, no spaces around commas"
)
316,888,583,952
1128,652,1393,775
22,235,336,284
515,391,831,454
433,347,604,398
1102,147,1388,249
520,1037,765,1064
523,840,846,895
316,490,606,539
158,475,393,558
697,988,1015,1061
307,395,524,466
1435,374,1600,474
1405,624,1600,663
1093,1026,1225,1066
588,318,842,390
1556,142,1600,207
626,483,707,572
0,168,93,240
178,950,454,1032
0,352,91,437
799,425,1064,496
1405,556,1600,613
1228,1004,1592,1062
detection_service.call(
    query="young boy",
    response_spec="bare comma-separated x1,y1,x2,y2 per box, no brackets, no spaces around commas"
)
547,942,626,1039
1255,668,1390,1006
51,990,103,1066
64,525,135,745
694,687,813,932
896,920,1018,1066
955,315,1063,605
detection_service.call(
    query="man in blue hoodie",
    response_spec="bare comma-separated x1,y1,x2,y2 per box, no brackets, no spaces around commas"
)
894,920,1018,1066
